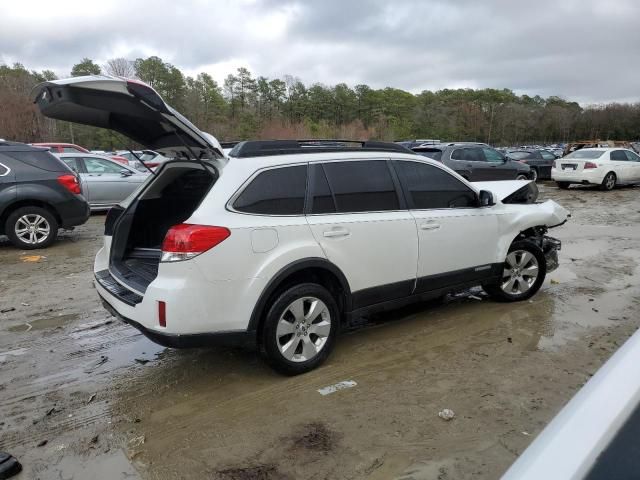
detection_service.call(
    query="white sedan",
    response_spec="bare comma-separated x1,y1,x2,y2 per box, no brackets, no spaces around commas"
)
552,148,640,190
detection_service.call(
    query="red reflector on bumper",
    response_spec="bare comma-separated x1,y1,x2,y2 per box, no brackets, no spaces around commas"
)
158,301,166,327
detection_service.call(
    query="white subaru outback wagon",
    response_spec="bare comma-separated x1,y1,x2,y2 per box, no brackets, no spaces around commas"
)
33,76,569,375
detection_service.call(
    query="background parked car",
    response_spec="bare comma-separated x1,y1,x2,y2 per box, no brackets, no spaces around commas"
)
33,142,89,154
551,148,640,190
34,142,130,166
506,149,556,181
412,143,531,181
56,153,149,211
0,142,89,249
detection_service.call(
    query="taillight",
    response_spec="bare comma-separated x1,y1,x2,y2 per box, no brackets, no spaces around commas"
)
57,174,81,194
584,162,598,169
161,224,230,262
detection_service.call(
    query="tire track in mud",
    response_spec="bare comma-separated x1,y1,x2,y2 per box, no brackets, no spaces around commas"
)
0,316,157,452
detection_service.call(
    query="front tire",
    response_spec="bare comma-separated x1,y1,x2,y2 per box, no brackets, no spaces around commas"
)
484,240,547,302
530,168,538,182
5,207,58,249
261,283,339,375
600,172,616,191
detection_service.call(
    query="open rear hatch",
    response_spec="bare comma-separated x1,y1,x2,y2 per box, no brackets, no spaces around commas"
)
32,76,223,293
32,75,223,159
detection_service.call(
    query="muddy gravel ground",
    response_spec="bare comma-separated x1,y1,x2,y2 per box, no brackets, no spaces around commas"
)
1,183,639,480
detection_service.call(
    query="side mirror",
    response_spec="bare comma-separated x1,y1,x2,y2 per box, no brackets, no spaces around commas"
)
479,190,495,207
120,169,133,177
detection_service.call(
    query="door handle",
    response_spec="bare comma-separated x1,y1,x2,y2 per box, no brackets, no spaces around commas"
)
420,222,441,231
323,228,350,238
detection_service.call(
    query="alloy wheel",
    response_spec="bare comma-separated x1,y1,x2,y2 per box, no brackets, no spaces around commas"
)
501,250,539,295
276,297,331,362
14,214,51,245
605,173,615,190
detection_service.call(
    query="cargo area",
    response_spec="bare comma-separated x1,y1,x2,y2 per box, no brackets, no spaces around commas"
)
109,162,217,291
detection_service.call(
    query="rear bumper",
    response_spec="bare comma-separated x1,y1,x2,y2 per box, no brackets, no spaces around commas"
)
58,197,90,228
99,293,255,348
551,168,604,185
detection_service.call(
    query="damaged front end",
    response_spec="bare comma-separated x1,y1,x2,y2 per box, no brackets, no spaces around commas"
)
517,226,562,273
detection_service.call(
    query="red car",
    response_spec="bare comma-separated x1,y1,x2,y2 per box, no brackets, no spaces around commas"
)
32,142,89,154
32,143,129,166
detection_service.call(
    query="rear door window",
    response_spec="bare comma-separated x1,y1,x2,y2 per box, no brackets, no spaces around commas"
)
309,164,336,214
233,165,307,215
84,157,124,174
320,160,400,213
540,151,556,160
452,148,484,162
394,160,477,209
610,150,628,161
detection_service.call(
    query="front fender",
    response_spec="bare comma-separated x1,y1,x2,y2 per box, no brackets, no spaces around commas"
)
496,200,570,260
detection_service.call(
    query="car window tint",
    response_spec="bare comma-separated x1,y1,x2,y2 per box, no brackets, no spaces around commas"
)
508,151,530,160
234,165,307,215
540,151,556,160
84,157,124,174
482,148,504,163
3,150,67,172
62,147,80,153
394,161,477,209
611,150,629,161
310,164,336,214
451,148,465,160
625,150,640,162
322,161,400,213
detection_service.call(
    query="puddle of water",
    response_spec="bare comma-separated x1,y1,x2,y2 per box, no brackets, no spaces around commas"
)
8,313,80,332
30,449,139,480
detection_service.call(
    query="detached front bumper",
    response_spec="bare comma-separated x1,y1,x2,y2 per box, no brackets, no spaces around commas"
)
542,236,561,272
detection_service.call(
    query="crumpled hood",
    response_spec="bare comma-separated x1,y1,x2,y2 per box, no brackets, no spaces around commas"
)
473,180,534,201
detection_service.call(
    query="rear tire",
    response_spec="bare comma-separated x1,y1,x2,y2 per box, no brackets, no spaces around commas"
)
530,168,538,182
516,174,529,181
556,182,570,189
5,206,58,249
484,240,547,302
600,172,616,191
261,283,339,375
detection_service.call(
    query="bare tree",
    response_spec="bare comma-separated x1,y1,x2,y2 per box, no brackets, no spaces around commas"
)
104,58,135,78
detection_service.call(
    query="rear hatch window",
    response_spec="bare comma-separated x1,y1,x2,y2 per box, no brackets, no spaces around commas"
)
3,150,72,172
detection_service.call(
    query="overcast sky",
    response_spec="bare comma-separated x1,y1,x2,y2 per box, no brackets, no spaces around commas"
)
1,0,639,104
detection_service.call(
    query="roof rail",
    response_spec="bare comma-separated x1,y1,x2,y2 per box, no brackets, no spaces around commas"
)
228,139,414,158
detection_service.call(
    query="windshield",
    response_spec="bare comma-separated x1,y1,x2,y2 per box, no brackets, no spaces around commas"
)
565,150,605,159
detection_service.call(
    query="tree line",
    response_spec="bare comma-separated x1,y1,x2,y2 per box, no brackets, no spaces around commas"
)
1,56,638,150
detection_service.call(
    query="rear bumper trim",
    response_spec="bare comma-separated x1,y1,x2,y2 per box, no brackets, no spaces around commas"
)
99,295,255,348
95,269,142,306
